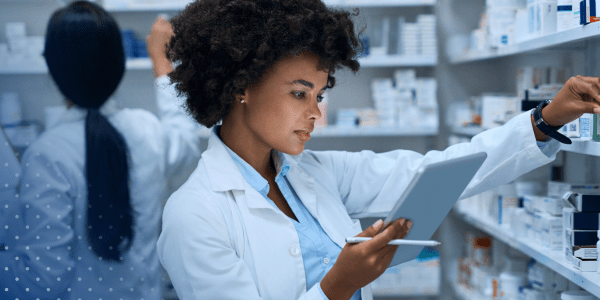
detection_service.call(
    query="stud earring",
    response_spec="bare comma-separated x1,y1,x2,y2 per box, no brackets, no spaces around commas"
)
240,99,245,103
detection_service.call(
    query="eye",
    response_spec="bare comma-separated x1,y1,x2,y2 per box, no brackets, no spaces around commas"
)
292,91,306,99
316,95,324,103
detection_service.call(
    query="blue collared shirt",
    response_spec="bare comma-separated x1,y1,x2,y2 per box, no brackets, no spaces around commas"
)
218,130,361,300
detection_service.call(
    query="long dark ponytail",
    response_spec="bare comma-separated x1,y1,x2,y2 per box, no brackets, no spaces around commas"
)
44,1,133,262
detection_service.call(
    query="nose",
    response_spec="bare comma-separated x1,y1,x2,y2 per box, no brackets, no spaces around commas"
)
308,97,322,120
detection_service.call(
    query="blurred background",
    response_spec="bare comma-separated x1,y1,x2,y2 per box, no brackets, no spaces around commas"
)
1,0,600,299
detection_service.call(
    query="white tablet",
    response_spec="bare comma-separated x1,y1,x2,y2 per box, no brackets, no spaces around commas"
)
384,151,487,267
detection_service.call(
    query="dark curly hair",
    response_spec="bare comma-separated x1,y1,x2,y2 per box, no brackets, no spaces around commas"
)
167,0,362,127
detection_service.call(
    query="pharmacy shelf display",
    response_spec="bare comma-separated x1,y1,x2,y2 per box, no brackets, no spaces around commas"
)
195,125,438,139
449,22,600,64
450,126,600,157
102,0,437,12
0,55,437,75
452,208,600,298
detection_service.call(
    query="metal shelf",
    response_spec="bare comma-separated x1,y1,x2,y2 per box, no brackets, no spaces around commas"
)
196,126,438,138
450,126,484,137
0,58,152,75
103,0,437,12
453,208,600,298
358,55,437,67
449,23,600,64
450,126,600,157
0,55,436,75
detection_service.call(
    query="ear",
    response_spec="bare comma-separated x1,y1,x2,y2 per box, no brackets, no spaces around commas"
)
234,89,247,103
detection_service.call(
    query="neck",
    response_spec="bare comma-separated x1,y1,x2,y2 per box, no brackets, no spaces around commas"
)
219,119,274,180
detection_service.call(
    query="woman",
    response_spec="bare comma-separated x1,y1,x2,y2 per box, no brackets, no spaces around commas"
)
157,1,600,299
0,2,201,300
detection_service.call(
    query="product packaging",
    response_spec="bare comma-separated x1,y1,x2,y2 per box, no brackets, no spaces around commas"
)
580,113,593,140
572,194,600,211
593,114,600,141
563,207,600,230
558,0,574,31
572,256,597,271
566,118,581,138
565,228,599,246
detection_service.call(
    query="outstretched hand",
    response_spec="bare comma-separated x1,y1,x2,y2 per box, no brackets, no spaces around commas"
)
543,76,600,126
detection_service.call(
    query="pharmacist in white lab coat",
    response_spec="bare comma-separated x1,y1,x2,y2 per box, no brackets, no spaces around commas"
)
157,1,600,300
0,3,201,300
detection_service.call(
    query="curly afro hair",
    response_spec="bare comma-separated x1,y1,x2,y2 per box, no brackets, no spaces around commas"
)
167,0,363,127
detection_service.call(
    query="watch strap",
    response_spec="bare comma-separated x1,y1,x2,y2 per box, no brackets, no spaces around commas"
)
532,100,572,144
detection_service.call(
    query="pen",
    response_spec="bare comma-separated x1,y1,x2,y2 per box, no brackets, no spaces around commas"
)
345,237,441,247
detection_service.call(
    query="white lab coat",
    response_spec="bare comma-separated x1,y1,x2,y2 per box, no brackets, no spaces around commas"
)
0,76,202,300
157,110,560,300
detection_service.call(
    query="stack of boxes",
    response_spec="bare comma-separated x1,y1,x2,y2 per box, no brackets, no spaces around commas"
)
559,183,600,272
369,69,438,129
397,15,437,57
522,188,563,252
1,22,44,67
418,15,437,57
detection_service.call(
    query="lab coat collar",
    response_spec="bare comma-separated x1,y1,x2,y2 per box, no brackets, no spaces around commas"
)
54,99,121,128
202,127,317,216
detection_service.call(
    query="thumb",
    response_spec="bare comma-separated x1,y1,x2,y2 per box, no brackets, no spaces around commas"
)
580,101,600,114
356,219,384,238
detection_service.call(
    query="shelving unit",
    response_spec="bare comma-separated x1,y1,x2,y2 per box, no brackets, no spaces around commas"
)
449,22,600,64
195,125,438,139
452,208,600,298
0,55,436,74
103,0,437,12
450,126,600,157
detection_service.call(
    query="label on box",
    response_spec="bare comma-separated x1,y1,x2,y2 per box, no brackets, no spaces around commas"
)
573,246,598,259
572,256,597,272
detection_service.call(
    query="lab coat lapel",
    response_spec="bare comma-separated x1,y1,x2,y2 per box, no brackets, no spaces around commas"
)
234,181,306,299
285,161,348,249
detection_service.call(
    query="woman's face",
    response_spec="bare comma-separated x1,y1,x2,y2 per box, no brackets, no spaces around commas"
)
241,52,328,155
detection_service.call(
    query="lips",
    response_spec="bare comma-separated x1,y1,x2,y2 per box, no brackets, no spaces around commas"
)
294,129,312,141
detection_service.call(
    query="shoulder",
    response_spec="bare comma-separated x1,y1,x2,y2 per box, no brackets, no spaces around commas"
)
162,158,225,224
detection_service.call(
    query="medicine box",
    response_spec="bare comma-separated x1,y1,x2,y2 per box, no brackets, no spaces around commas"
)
541,213,562,250
543,196,565,215
524,194,544,213
573,246,598,259
573,194,600,212
562,207,599,230
580,114,593,140
548,181,600,198
565,228,598,246
594,114,600,141
565,119,580,138
572,256,597,272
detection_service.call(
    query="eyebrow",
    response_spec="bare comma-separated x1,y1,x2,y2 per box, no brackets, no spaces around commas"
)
287,79,327,91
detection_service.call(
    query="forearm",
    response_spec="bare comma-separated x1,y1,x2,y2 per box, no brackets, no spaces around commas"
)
320,270,357,300
151,55,173,78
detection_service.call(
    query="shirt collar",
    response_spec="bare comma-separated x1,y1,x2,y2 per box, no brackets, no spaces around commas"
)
216,125,291,196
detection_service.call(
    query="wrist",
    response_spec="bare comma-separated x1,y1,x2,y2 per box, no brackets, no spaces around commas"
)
321,270,357,300
530,113,550,142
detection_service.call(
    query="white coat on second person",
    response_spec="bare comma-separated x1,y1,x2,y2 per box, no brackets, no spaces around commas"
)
0,76,202,300
157,110,560,300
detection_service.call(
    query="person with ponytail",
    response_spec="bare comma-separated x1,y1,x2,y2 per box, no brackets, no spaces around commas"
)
0,1,201,300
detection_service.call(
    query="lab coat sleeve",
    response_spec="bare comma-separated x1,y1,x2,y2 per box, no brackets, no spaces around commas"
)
155,75,202,180
0,141,76,299
306,110,560,217
157,190,326,300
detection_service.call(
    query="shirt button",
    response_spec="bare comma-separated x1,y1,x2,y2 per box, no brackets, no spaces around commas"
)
289,246,301,257
323,257,330,264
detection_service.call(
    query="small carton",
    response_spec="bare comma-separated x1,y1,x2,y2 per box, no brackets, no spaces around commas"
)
572,256,597,272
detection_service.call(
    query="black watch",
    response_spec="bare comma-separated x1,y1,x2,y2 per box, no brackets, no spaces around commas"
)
532,99,571,144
